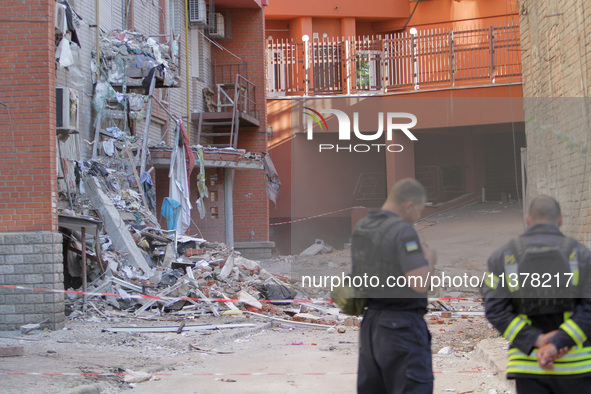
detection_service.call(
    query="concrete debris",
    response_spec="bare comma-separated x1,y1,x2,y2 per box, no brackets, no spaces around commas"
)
97,30,180,88
300,239,334,256
19,320,48,335
238,290,263,310
438,346,453,355
84,176,152,276
123,370,152,384
56,159,364,331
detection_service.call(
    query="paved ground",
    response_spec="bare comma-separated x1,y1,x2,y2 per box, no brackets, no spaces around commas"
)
0,201,524,393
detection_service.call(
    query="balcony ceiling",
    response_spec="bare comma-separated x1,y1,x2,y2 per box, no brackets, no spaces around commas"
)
265,0,409,19
215,0,265,9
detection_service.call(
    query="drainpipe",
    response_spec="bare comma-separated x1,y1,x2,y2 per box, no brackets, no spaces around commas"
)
224,168,234,248
96,0,100,80
184,0,191,139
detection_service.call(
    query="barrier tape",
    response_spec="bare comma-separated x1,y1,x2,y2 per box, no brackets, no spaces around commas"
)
0,284,327,305
270,206,366,226
0,284,483,307
0,367,504,377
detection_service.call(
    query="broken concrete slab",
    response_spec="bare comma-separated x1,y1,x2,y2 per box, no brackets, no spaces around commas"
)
238,290,263,309
84,176,152,276
123,370,152,384
299,239,333,256
20,323,42,335
219,253,234,280
0,346,24,357
234,256,260,273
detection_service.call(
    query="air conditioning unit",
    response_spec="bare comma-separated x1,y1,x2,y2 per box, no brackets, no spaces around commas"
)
189,0,207,24
56,87,79,131
208,12,225,39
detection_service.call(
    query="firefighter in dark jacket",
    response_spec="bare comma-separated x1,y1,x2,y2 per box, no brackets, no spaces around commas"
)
481,195,591,393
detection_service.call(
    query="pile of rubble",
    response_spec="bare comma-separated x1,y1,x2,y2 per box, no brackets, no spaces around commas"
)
96,30,180,88
58,157,361,329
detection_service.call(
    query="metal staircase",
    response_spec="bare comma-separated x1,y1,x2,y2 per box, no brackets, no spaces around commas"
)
196,73,257,148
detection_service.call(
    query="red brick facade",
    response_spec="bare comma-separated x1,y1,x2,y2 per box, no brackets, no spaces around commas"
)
0,0,57,233
211,8,269,243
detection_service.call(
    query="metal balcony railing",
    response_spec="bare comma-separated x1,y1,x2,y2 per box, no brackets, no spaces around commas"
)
267,23,521,96
208,60,259,120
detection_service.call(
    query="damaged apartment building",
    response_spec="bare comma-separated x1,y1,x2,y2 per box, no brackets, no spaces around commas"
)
0,0,275,330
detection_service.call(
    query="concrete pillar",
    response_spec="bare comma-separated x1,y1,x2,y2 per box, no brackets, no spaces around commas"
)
341,17,356,38
386,136,416,191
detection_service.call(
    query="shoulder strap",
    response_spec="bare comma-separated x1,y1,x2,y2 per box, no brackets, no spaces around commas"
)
509,237,526,262
559,236,577,257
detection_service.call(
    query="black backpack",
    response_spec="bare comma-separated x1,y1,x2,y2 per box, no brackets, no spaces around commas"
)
507,236,579,316
351,216,404,280
332,216,404,315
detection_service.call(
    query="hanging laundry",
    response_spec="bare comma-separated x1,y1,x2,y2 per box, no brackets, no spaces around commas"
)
161,197,181,231
140,172,157,213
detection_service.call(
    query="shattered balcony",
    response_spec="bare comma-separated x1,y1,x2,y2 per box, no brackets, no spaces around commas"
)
150,146,264,171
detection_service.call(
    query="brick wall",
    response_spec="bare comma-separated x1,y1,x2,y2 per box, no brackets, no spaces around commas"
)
211,7,269,242
0,0,64,330
519,0,591,244
155,167,228,242
193,168,227,242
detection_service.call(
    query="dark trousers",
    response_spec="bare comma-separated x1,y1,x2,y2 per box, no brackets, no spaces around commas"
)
358,309,433,394
516,377,591,394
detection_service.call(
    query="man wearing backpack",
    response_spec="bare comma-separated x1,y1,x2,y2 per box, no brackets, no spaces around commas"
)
354,178,437,393
481,195,591,393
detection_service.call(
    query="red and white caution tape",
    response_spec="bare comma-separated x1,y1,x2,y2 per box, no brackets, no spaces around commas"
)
0,284,330,305
0,285,482,306
270,206,366,226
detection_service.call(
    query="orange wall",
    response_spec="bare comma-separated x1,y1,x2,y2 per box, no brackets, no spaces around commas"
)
409,0,518,27
269,85,524,149
312,18,342,38
373,0,520,33
266,0,409,19
267,99,293,150
266,19,290,40
266,0,519,39
267,85,524,213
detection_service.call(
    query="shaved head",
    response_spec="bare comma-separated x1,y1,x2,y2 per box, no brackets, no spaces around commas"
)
527,195,561,224
386,178,426,206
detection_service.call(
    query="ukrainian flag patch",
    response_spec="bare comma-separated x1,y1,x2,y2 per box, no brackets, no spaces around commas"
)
405,240,419,252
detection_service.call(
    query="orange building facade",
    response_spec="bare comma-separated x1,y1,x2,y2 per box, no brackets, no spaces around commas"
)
265,0,525,254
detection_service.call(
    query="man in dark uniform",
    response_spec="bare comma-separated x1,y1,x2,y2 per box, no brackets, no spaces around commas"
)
355,178,437,394
481,195,591,393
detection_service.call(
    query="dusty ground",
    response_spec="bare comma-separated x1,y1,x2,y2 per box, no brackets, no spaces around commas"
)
0,201,524,393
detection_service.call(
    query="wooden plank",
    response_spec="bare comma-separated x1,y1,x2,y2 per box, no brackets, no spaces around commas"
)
0,346,24,357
